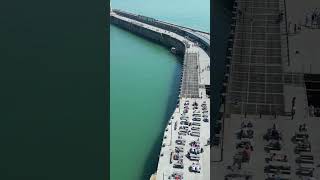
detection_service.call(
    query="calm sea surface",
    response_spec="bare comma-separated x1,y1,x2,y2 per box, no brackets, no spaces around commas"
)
110,0,209,179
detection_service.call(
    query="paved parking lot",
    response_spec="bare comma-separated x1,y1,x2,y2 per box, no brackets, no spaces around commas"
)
181,52,200,98
227,0,285,115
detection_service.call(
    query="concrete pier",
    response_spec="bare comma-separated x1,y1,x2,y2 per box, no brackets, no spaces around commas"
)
111,12,186,55
111,10,211,180
112,9,210,56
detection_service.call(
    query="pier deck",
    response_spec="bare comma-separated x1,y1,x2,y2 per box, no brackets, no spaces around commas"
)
111,10,211,180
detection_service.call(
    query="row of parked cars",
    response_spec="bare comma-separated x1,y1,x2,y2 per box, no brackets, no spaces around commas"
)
225,120,254,179
263,124,291,180
292,123,315,178
172,100,208,175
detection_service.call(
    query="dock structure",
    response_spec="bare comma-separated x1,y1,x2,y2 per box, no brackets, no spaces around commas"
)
110,10,211,180
213,0,320,179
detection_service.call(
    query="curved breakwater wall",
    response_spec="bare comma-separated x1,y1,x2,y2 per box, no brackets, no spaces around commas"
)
111,15,186,56
112,10,210,56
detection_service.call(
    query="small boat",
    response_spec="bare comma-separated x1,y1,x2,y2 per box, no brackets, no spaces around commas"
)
171,47,177,54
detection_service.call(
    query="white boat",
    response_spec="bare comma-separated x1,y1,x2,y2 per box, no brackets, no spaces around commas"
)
171,47,177,54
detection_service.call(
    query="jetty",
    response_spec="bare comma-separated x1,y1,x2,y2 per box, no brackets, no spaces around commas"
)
110,8,211,180
212,0,320,179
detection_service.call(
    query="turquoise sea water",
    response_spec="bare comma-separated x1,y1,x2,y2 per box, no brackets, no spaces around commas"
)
110,0,209,179
111,0,210,32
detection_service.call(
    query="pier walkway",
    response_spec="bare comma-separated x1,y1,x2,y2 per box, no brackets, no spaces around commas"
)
110,10,211,180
